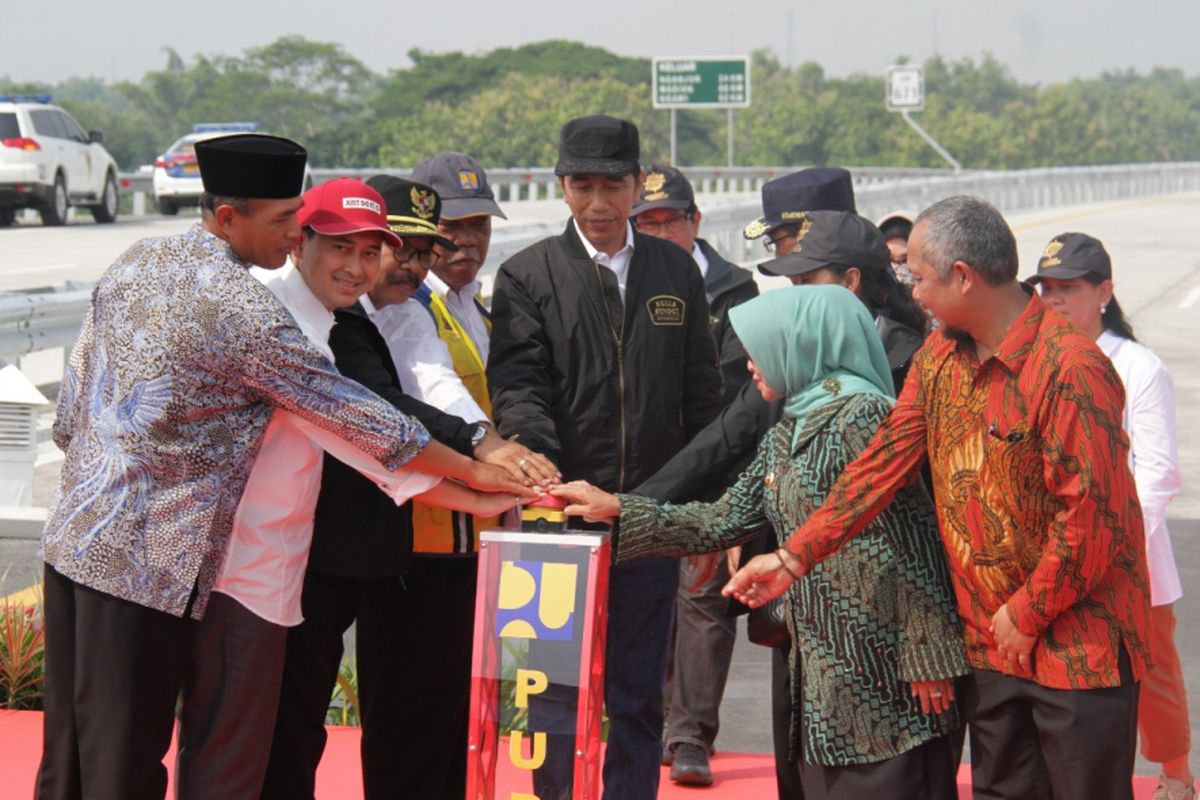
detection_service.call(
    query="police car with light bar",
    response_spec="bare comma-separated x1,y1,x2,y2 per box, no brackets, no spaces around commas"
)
152,123,313,215
0,93,120,227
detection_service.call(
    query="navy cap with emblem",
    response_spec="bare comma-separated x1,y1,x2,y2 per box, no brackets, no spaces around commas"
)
196,134,308,198
758,210,889,277
1027,232,1112,283
555,114,640,178
365,175,458,252
631,163,695,216
411,152,507,221
743,167,856,240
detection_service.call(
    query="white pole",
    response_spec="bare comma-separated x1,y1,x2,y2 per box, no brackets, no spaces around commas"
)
670,108,677,166
727,108,734,167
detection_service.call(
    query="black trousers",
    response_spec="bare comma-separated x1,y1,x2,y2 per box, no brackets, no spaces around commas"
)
771,642,806,799
959,651,1140,800
359,557,477,800
260,570,367,800
37,564,191,800
260,557,477,800
38,566,284,800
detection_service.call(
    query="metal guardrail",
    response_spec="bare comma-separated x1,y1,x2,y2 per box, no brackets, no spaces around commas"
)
20,161,1200,372
115,166,953,215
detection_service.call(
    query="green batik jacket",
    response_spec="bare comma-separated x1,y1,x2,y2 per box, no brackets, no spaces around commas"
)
618,392,968,766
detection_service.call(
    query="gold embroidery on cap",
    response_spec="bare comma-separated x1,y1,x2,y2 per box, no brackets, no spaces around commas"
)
411,188,436,220
644,172,666,194
790,214,813,254
1041,239,1064,267
646,294,686,327
744,218,768,239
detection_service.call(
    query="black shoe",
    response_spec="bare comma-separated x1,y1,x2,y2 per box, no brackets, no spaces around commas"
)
661,744,674,767
668,743,714,787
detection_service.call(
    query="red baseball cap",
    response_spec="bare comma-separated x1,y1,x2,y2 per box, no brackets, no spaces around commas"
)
298,178,402,247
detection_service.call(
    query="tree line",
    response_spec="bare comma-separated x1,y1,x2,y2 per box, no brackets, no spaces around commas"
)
5,37,1200,172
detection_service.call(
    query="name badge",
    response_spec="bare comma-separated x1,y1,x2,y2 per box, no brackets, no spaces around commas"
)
646,294,685,327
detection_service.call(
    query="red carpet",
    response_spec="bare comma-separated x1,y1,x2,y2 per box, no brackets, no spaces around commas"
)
0,710,1162,799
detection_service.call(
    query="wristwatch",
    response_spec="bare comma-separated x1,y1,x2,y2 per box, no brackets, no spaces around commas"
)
470,424,489,449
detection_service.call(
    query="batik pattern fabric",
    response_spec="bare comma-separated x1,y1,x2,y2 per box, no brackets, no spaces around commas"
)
44,224,429,619
784,293,1153,690
619,393,968,766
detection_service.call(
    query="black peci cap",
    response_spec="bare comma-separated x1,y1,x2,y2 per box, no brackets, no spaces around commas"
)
743,167,857,240
1028,232,1112,283
555,115,640,178
631,164,695,216
365,175,458,252
758,210,889,277
196,134,308,198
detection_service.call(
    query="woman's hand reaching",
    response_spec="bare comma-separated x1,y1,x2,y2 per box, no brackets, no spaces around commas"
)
550,480,621,523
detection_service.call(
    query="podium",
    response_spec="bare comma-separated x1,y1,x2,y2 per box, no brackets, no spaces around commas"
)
465,529,612,800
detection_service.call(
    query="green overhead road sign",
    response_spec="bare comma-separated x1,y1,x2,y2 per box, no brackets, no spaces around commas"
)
652,57,751,109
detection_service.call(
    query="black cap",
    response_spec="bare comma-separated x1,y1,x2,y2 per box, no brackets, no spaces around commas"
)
195,134,307,198
554,115,640,178
1028,232,1112,283
758,210,889,277
411,152,506,220
876,211,914,241
631,164,695,216
365,175,458,252
743,167,856,240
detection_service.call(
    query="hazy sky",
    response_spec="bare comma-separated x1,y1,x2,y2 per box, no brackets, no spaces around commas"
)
4,0,1200,86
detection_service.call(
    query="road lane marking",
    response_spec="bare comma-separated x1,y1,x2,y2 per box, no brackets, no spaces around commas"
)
1180,287,1200,310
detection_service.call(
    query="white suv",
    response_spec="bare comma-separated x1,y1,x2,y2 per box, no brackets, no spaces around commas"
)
0,94,120,227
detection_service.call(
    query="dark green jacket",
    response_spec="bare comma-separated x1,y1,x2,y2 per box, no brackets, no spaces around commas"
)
618,392,968,765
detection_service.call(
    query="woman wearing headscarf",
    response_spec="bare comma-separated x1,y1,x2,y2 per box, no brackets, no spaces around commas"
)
1032,233,1194,800
554,286,968,799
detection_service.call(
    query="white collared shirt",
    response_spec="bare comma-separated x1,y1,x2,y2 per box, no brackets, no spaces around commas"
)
1098,329,1182,606
691,241,710,280
424,271,490,364
213,265,440,626
574,218,635,301
372,300,489,425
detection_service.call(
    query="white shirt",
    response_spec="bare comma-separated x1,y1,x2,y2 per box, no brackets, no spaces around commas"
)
691,242,710,280
574,218,635,301
372,299,489,425
1098,330,1183,606
213,265,440,626
424,271,490,364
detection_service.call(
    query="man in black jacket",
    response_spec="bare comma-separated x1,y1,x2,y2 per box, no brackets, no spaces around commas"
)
631,163,758,786
260,178,553,800
488,115,722,800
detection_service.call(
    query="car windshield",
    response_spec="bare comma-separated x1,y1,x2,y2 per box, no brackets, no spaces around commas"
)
0,113,19,139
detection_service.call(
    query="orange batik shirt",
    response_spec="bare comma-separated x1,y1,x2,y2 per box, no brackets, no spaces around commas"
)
786,292,1152,690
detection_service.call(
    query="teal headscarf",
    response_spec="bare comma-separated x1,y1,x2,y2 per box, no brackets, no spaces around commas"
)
729,285,895,448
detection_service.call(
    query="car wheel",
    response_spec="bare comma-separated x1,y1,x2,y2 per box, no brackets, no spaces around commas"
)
92,172,119,223
0,208,14,227
158,197,178,216
41,174,69,226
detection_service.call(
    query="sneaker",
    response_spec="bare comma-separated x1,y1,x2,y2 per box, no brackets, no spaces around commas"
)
1153,775,1198,800
669,742,714,787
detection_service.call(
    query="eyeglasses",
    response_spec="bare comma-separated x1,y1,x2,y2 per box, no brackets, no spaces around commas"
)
636,213,692,235
393,245,436,268
762,231,793,255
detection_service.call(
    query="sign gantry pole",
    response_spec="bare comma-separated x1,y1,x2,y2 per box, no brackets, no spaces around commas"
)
886,65,961,173
652,56,751,168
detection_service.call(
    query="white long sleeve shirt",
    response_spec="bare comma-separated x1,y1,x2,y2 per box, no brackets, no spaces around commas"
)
1098,330,1183,606
574,218,635,301
212,265,439,626
371,299,489,424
